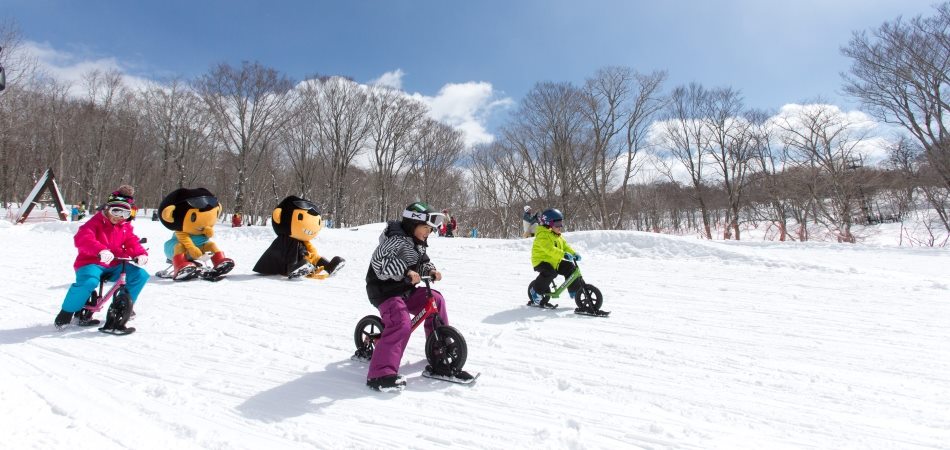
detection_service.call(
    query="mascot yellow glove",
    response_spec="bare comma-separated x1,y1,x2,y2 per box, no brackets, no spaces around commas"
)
175,231,204,259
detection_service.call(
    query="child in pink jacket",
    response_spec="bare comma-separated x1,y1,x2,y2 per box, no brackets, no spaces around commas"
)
54,186,150,331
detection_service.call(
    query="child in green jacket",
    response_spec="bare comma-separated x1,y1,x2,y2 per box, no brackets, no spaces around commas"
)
529,208,583,305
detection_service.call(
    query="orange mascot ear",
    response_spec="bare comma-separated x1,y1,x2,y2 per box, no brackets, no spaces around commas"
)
272,208,282,225
161,205,176,223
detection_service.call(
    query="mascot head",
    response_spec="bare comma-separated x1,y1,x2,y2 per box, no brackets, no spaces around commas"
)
158,188,222,234
271,196,323,241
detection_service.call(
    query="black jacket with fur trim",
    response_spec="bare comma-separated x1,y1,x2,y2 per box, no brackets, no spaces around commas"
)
365,221,437,306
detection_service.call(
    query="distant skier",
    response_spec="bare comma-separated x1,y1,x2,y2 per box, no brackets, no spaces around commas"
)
522,205,539,238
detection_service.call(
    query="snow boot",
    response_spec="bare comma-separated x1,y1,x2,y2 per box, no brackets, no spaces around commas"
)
54,309,73,329
74,293,101,326
528,287,543,306
367,374,407,392
318,256,346,276
172,253,198,281
210,251,235,276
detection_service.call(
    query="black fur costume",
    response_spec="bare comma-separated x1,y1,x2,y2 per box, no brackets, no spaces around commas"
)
253,196,343,278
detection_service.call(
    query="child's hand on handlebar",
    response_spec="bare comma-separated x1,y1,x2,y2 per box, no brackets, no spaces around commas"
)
406,270,421,284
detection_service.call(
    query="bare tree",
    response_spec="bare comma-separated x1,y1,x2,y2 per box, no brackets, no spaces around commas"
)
404,118,465,205
194,61,295,215
577,67,666,229
78,69,127,204
657,83,714,239
278,85,324,202
143,79,217,201
705,87,756,239
503,82,586,213
748,109,796,241
304,76,372,225
842,3,950,231
777,103,870,243
367,88,426,221
466,141,524,237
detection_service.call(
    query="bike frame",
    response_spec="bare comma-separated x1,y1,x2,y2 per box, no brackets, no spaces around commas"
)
84,258,133,313
547,263,584,299
408,277,444,337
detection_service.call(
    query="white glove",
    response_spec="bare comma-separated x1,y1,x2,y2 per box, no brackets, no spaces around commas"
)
135,254,148,265
99,250,115,264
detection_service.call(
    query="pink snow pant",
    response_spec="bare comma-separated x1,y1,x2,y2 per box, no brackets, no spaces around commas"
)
367,287,449,379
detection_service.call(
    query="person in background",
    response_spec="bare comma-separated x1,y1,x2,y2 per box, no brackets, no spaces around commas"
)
522,205,539,238
441,209,457,237
71,204,80,222
77,201,87,220
54,185,149,331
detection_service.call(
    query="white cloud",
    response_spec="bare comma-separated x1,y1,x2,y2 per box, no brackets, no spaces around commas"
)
646,102,893,184
21,40,156,95
16,44,512,149
368,69,404,90
407,81,513,148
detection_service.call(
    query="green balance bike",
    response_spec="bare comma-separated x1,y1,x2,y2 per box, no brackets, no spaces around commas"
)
527,259,609,317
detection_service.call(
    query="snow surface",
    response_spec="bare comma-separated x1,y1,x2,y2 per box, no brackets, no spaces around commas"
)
1,219,948,449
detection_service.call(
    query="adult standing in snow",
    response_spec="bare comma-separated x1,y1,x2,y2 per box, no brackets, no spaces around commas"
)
363,201,473,391
54,185,149,332
441,209,457,237
522,205,539,238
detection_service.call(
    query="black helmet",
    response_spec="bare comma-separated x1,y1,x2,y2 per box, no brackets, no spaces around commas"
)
401,201,445,229
539,208,564,227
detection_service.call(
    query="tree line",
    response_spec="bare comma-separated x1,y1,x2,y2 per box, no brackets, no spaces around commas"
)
1,4,948,245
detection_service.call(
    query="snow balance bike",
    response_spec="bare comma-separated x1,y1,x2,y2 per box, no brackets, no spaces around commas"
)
352,276,468,376
75,257,139,335
155,251,227,282
527,259,610,317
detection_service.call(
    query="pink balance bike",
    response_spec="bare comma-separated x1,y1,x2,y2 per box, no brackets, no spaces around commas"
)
75,257,138,335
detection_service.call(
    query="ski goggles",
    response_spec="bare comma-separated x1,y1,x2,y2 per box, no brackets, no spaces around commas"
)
185,196,219,211
108,207,132,219
402,210,445,229
292,199,321,216
550,220,564,228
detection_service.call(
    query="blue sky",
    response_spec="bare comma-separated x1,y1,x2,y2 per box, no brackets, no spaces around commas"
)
2,0,940,141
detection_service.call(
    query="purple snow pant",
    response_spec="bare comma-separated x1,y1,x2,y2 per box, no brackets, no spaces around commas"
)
367,287,449,379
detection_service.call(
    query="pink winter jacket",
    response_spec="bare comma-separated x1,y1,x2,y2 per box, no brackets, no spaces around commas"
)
73,211,147,270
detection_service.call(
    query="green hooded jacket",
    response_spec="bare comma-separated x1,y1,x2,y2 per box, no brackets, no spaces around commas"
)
531,224,576,268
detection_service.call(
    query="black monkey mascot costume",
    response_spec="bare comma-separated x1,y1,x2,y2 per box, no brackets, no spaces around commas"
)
253,195,344,279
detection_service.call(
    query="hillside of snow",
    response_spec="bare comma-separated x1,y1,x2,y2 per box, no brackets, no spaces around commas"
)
1,218,948,449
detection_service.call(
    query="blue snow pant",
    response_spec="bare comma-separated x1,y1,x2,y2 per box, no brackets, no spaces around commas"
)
163,234,210,261
60,263,150,313
367,287,448,380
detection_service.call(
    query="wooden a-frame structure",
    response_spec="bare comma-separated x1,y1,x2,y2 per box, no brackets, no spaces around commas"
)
12,168,69,223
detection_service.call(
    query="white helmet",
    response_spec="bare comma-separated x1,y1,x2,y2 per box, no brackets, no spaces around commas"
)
524,205,531,212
